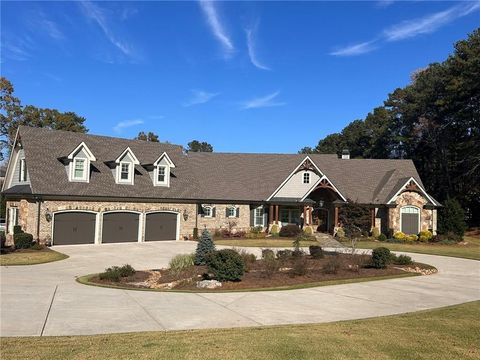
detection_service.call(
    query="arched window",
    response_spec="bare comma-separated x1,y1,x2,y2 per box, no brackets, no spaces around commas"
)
400,206,420,235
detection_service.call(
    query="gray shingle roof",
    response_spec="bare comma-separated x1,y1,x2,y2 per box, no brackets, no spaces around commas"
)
9,126,429,204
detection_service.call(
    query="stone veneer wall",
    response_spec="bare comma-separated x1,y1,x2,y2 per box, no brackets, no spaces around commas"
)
5,200,252,245
388,191,434,233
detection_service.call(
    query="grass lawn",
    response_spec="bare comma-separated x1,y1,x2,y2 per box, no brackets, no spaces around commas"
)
2,301,479,360
215,238,318,248
346,235,480,261
0,248,68,266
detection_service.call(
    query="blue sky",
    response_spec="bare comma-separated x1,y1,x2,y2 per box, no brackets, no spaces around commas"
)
1,1,479,153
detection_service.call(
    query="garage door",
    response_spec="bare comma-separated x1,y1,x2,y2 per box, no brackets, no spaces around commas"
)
53,212,96,245
102,212,139,243
145,212,177,241
401,206,420,235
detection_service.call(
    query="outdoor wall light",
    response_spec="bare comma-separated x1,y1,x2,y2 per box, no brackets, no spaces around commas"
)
318,200,324,208
183,209,189,221
45,210,52,222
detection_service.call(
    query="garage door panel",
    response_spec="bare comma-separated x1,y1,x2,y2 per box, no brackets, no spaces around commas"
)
53,212,96,245
145,213,177,241
102,212,139,243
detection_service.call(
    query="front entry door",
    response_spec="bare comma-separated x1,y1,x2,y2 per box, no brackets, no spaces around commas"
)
313,209,329,232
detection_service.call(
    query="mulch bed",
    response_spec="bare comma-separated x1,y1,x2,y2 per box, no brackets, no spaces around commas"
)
89,253,435,291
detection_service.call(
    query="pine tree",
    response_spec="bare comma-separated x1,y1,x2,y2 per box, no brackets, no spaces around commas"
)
438,198,467,238
194,228,216,265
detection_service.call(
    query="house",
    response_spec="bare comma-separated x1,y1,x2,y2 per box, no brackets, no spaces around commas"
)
1,126,440,245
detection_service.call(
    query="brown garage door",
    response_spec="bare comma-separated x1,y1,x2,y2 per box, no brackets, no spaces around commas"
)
401,207,420,235
145,212,177,241
102,212,139,243
53,212,96,245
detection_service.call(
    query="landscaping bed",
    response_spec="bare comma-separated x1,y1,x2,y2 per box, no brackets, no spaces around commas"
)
84,253,434,292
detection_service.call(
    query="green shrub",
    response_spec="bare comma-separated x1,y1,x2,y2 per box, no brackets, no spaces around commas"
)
309,245,324,259
261,248,275,259
118,264,136,277
405,234,418,242
276,249,293,261
261,251,280,278
206,249,245,282
393,231,406,241
195,229,216,265
237,249,256,272
418,230,433,242
193,228,199,240
303,226,313,235
371,227,380,238
438,198,466,238
169,253,195,275
250,226,263,234
371,247,391,269
291,256,308,276
378,233,387,241
269,224,279,235
99,265,136,282
395,254,413,265
335,227,345,238
279,224,301,237
31,242,44,250
14,232,33,249
323,255,341,274
13,225,23,235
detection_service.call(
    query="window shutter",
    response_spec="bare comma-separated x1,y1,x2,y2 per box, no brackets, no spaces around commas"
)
250,206,254,227
225,207,229,218
212,207,216,218
263,207,268,227
198,204,204,217
236,207,240,218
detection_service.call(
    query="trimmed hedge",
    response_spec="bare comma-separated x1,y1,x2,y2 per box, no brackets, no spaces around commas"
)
206,249,245,282
14,232,34,249
371,247,391,269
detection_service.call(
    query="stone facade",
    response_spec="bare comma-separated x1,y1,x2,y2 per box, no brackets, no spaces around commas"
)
5,200,251,245
388,191,435,234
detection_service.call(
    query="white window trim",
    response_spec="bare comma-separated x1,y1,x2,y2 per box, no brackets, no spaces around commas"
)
71,157,89,182
19,158,26,182
254,206,264,227
7,207,18,234
303,172,310,184
203,205,213,218
227,206,237,218
399,205,421,234
154,165,170,187
117,161,133,184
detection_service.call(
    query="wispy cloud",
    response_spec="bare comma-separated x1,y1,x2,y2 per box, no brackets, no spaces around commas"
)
330,41,377,56
113,119,144,133
199,0,234,58
330,1,480,56
384,1,480,41
1,34,35,61
241,91,286,110
28,10,65,41
79,1,139,61
183,90,219,107
246,22,270,71
376,0,395,8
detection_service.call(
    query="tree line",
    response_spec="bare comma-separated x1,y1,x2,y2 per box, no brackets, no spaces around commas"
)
300,29,479,226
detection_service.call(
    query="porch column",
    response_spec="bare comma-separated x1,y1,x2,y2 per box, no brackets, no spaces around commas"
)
269,205,274,225
334,207,339,227
275,205,279,224
303,206,307,225
370,208,375,229
309,207,313,225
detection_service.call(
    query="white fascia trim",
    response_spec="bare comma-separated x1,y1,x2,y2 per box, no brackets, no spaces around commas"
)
115,147,140,165
266,156,324,201
2,128,20,192
153,152,176,168
300,174,348,202
387,177,437,206
67,142,96,161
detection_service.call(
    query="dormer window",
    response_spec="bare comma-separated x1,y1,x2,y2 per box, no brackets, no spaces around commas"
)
67,142,96,183
114,147,139,185
73,158,87,181
153,152,175,187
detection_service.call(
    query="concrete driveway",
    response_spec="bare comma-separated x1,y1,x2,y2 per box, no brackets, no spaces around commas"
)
1,242,479,337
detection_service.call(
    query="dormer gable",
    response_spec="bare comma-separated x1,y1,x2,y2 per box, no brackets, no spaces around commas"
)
67,142,96,183
152,152,175,187
115,147,139,185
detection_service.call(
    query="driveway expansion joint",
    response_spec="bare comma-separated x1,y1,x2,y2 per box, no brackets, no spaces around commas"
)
40,284,58,337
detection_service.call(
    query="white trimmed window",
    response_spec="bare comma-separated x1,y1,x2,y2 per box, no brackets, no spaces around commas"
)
19,158,27,182
155,165,169,186
7,207,18,234
303,172,310,184
120,162,131,182
203,206,213,217
73,158,87,181
227,206,236,218
254,206,264,227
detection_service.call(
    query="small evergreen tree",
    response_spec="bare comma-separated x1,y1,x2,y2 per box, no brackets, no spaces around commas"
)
195,228,216,265
438,198,467,238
